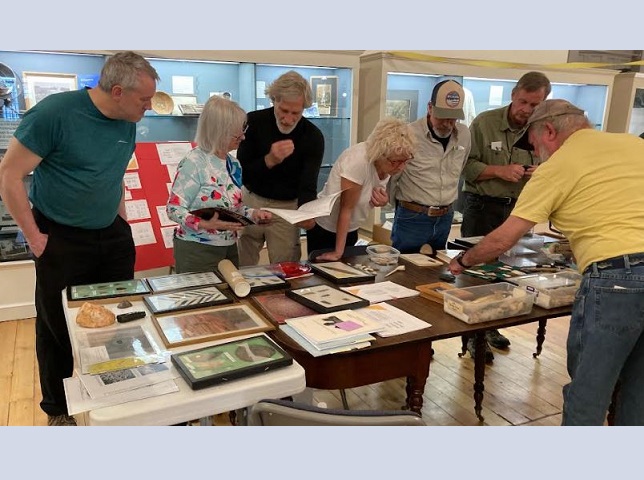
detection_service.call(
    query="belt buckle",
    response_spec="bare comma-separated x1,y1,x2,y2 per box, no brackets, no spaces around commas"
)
427,206,445,217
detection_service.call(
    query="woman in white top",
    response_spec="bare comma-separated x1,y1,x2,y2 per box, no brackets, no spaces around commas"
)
309,118,416,261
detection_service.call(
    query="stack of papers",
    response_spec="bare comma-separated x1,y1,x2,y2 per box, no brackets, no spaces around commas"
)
341,281,420,304
282,309,384,356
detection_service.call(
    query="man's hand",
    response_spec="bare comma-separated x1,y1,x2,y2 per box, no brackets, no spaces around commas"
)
265,140,295,168
27,231,48,258
252,209,273,224
497,164,527,183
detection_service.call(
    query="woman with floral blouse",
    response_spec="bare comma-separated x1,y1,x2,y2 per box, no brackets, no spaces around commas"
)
167,96,272,272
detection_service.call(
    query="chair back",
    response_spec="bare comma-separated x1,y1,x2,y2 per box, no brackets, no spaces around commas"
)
247,399,426,426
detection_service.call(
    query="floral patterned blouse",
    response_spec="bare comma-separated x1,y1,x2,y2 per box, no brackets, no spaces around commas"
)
167,147,252,246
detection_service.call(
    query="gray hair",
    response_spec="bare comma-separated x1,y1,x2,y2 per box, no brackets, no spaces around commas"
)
513,71,552,97
365,118,416,163
530,113,592,140
265,70,313,108
195,95,247,154
98,51,159,92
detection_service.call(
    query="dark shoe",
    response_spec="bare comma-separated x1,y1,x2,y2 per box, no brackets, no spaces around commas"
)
486,329,511,349
47,414,77,426
467,337,494,364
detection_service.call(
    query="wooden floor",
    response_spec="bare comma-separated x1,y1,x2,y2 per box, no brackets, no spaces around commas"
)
0,315,571,426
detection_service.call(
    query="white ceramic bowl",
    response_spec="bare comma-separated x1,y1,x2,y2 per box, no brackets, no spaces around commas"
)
366,244,401,266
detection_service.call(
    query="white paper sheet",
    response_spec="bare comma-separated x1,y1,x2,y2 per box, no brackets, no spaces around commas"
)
125,199,151,221
130,221,157,246
356,303,431,337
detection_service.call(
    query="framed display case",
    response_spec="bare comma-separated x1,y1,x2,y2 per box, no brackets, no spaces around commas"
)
358,51,616,233
606,72,644,136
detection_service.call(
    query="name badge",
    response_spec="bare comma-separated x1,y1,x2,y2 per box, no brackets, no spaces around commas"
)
491,141,503,151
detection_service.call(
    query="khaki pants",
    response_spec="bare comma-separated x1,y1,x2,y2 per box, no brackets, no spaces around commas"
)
238,186,301,266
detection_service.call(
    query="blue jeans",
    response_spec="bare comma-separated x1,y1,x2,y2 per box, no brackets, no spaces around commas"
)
391,205,453,253
562,255,644,425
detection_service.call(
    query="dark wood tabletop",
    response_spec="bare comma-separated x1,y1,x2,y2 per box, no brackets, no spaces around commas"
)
260,247,572,420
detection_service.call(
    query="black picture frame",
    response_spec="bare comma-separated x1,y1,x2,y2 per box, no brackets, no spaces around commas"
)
170,334,293,390
310,76,338,117
310,262,376,285
143,285,235,315
285,284,369,314
67,279,151,305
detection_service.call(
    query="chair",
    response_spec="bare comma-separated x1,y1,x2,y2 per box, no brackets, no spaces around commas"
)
246,398,426,426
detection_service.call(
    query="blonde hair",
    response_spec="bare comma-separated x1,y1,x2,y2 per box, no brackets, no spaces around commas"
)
195,96,247,154
365,118,416,163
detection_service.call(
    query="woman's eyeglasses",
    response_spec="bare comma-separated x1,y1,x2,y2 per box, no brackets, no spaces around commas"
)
388,156,412,166
232,123,249,140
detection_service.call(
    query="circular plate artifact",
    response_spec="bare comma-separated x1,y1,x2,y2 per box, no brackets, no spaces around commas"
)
151,91,174,115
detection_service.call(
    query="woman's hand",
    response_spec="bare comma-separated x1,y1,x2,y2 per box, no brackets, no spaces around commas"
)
369,186,388,207
252,209,272,225
199,213,245,232
315,250,343,262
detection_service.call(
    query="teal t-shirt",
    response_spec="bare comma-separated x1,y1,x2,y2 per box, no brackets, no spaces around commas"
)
15,89,135,229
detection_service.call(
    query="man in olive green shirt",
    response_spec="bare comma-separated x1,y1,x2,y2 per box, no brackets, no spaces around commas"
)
460,71,550,360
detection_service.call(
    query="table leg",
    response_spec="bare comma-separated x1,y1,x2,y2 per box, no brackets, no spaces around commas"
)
405,342,432,414
533,319,547,358
458,334,468,358
473,331,486,422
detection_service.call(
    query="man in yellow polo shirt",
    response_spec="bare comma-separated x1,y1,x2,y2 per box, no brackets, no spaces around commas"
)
447,99,644,426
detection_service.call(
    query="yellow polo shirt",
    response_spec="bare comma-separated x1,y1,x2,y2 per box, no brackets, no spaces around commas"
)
511,129,644,272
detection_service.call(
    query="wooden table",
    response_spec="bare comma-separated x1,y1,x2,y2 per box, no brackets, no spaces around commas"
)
268,255,572,421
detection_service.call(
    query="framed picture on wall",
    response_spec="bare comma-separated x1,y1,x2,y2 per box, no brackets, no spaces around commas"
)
386,90,420,123
23,72,78,109
310,76,338,117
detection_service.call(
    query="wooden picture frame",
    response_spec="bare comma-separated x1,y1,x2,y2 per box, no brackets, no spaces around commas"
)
310,76,338,117
416,282,457,304
145,271,224,294
170,334,293,390
250,292,317,325
151,304,274,348
67,279,151,306
23,71,78,109
286,284,369,314
310,261,376,285
143,285,235,316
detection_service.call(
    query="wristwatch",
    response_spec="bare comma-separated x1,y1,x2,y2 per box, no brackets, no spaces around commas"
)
455,251,470,269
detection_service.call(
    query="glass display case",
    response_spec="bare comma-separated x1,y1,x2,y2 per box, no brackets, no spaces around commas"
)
606,72,644,136
358,52,616,233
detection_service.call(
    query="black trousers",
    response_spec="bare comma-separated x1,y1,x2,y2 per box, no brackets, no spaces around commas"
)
32,208,135,416
306,223,359,257
460,192,517,237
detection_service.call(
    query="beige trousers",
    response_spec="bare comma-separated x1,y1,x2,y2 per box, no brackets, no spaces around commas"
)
238,186,302,266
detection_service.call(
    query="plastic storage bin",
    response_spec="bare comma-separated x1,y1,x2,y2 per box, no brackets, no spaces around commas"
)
443,282,534,324
366,244,400,266
513,271,581,309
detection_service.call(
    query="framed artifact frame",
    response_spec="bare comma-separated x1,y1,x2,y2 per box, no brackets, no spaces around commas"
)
151,304,274,348
238,266,290,293
310,261,376,285
249,292,317,325
143,285,235,315
67,279,151,306
285,284,369,314
23,71,78,109
310,76,338,117
170,334,293,390
145,271,224,294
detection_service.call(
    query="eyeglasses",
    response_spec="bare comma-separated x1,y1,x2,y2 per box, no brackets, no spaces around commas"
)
387,156,413,166
232,123,248,140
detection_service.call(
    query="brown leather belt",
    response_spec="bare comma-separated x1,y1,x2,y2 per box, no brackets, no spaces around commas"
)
399,200,451,217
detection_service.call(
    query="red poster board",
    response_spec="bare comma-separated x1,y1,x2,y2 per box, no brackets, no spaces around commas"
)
126,142,195,272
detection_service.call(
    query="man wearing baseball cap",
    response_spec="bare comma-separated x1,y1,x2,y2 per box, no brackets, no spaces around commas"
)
459,71,551,360
448,98,644,425
389,79,471,255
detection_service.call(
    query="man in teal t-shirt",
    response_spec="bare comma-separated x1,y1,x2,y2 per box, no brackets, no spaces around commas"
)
0,52,158,426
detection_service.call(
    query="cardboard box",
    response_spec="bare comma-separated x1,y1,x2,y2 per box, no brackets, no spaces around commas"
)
371,223,392,246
